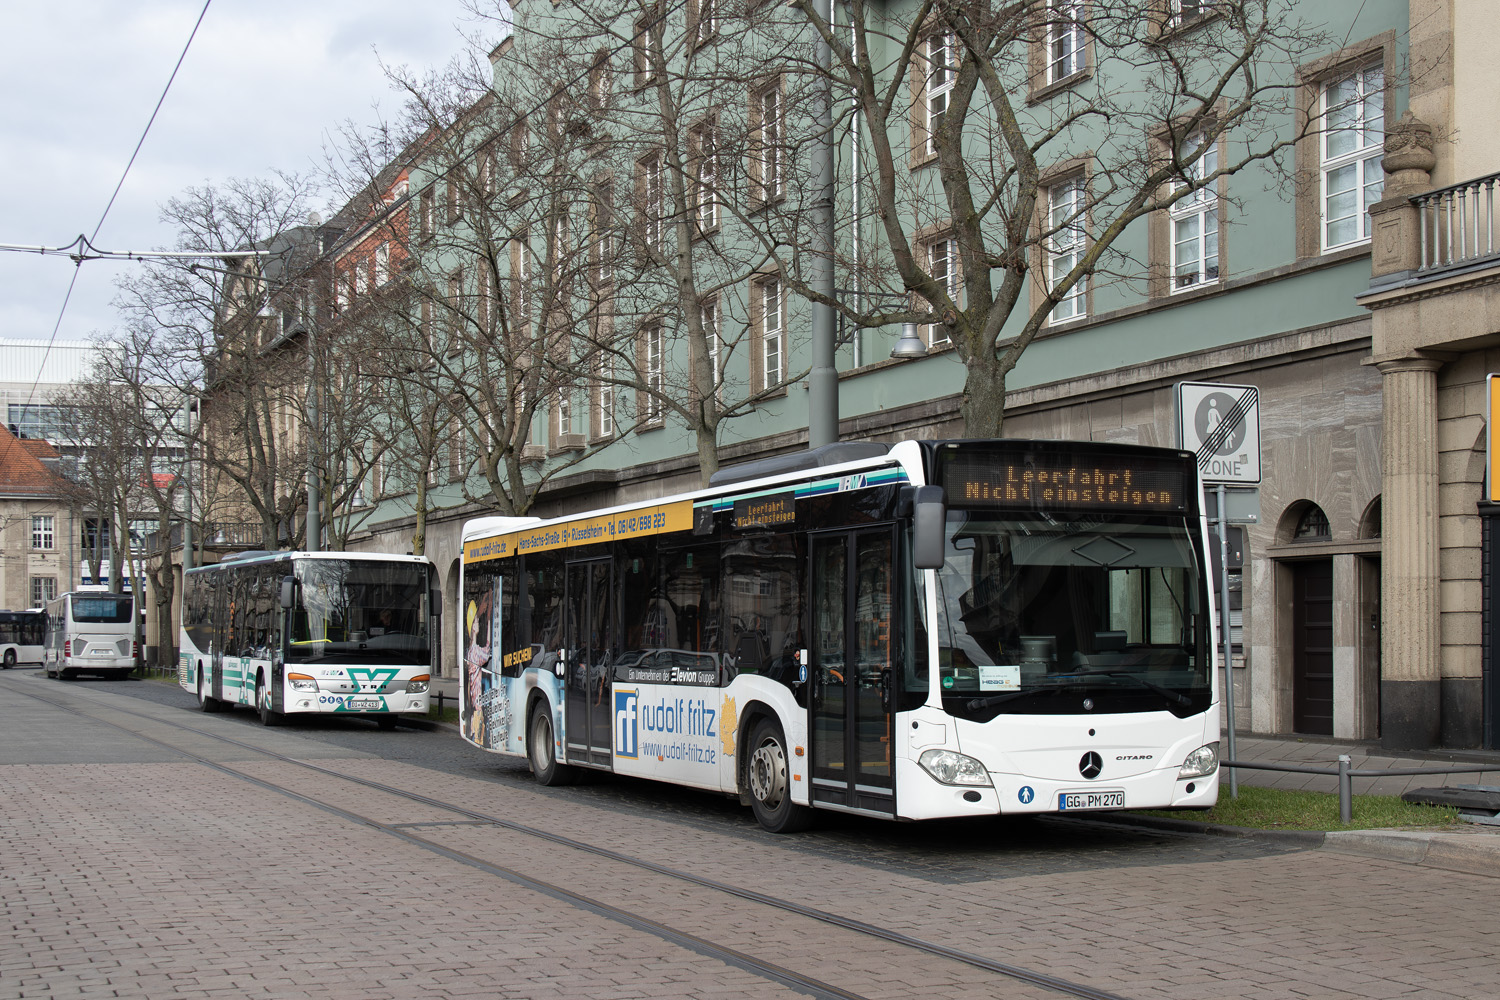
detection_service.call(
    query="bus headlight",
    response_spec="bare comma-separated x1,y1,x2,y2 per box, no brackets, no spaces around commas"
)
288,673,318,693
919,749,992,786
406,674,431,694
1178,742,1220,778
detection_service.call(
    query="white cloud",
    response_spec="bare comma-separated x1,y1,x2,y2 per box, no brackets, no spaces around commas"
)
0,0,494,350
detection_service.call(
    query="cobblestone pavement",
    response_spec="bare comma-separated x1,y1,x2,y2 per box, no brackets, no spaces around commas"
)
4,668,1499,1000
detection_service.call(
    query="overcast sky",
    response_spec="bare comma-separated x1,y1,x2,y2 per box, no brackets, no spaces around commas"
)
0,0,504,359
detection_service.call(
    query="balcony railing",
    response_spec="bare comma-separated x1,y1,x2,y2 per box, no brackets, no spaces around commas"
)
1414,172,1500,275
142,521,266,553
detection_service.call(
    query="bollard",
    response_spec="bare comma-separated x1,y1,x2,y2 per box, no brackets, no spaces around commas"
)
1338,754,1353,824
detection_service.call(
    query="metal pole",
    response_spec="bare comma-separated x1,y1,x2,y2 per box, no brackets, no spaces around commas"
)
1338,754,1353,823
305,326,321,551
806,0,838,449
1218,483,1239,798
181,399,194,571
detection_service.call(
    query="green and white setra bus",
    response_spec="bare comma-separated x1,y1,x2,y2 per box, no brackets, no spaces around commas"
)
179,550,437,727
459,439,1222,832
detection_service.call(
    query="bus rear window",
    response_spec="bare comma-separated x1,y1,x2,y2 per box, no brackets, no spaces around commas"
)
72,597,133,623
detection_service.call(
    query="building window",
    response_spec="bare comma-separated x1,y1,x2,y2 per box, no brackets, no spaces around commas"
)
375,242,390,287
595,355,615,439
1170,134,1220,291
589,52,612,110
1164,0,1215,31
593,179,616,288
1294,505,1332,541
512,238,531,327
31,515,54,550
1321,63,1384,251
640,153,664,250
642,322,665,421
1047,0,1086,84
31,577,57,607
633,13,657,88
419,187,434,239
690,122,719,235
753,81,784,205
446,177,463,224
925,236,959,345
1046,176,1087,323
757,278,784,390
926,31,955,157
701,297,722,399
690,0,717,48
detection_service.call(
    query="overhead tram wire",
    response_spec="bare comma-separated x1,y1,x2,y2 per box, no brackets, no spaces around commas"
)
13,0,214,425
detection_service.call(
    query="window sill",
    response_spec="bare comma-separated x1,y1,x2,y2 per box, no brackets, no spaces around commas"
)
1029,67,1092,104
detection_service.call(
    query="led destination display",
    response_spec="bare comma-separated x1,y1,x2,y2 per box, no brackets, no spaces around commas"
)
940,453,1190,513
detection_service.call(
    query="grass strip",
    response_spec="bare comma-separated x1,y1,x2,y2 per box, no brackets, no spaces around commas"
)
1134,783,1462,831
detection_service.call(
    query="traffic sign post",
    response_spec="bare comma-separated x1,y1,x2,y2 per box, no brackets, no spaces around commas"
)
1177,382,1264,798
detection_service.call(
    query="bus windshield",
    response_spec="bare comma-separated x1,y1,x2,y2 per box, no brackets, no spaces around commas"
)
933,511,1209,720
288,560,431,666
71,596,134,624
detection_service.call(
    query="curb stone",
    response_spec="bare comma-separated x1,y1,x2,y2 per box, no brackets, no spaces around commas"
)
1081,812,1500,876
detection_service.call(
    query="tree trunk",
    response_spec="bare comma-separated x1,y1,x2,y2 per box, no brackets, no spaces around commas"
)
960,355,1010,440
695,423,719,487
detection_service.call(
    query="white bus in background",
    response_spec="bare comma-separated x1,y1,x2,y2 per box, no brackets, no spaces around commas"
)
0,610,47,667
43,592,137,680
179,550,437,728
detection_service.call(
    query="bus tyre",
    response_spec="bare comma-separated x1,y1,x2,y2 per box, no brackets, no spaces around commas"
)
196,669,221,713
747,719,814,833
528,702,577,786
3,649,14,668
256,674,283,727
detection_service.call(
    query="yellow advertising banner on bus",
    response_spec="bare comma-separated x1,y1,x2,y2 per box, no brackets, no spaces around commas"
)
463,500,694,565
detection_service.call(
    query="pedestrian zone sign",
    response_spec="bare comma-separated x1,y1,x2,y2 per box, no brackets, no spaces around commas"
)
1175,381,1261,485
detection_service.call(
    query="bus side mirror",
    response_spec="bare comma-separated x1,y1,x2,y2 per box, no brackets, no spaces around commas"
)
430,589,442,617
280,576,296,611
913,485,946,570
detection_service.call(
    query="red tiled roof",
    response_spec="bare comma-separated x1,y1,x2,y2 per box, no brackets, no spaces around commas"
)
0,423,66,496
19,438,58,459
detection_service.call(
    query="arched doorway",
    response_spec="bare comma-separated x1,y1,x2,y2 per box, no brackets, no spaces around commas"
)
445,558,461,679
1289,505,1333,736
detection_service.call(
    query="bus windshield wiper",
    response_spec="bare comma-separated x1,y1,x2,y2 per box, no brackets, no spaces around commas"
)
1065,668,1192,707
960,689,1041,710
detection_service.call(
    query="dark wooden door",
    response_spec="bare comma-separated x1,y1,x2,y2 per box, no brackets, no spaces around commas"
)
1292,559,1334,736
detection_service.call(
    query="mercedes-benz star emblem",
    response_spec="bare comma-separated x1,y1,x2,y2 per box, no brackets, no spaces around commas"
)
1079,752,1103,779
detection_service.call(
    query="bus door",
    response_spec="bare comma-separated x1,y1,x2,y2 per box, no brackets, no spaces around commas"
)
564,558,614,767
809,528,896,815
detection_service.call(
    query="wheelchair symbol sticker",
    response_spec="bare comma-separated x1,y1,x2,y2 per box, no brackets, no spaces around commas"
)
1018,786,1035,804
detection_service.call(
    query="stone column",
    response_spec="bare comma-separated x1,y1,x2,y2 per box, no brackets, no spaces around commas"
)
1376,355,1444,748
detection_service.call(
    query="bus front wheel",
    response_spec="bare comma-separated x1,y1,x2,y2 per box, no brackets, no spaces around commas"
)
528,702,577,786
197,668,221,713
3,649,15,668
747,719,814,834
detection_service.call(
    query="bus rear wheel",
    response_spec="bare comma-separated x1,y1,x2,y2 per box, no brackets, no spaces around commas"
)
747,719,814,833
256,674,283,727
528,702,577,786
3,649,15,668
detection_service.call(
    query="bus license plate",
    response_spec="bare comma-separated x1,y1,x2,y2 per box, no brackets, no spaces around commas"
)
90,650,114,656
1059,790,1125,811
348,698,382,710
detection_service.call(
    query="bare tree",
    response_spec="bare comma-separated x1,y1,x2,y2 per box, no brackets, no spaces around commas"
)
115,173,323,549
761,0,1338,435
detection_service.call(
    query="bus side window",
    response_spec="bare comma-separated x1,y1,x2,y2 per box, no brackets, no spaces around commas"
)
723,535,801,686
